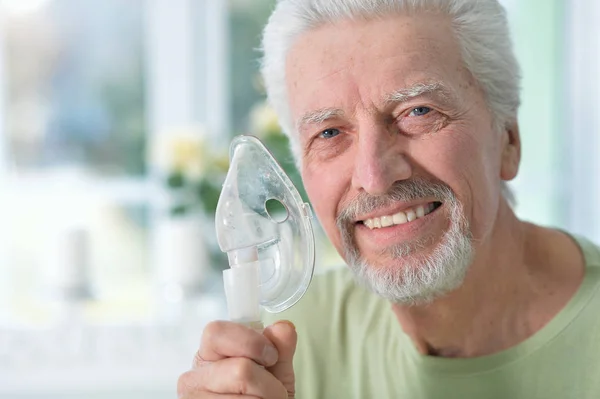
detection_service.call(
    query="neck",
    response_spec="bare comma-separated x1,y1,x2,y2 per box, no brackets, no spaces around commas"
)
392,200,584,358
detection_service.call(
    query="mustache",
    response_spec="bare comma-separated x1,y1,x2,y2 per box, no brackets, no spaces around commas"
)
336,178,456,229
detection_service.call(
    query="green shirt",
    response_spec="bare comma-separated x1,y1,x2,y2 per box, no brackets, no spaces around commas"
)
266,236,600,398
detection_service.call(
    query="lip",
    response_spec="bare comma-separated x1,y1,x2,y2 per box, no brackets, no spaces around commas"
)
354,202,445,248
353,198,442,223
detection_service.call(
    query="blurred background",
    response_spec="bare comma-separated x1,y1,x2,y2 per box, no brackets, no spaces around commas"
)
0,0,598,397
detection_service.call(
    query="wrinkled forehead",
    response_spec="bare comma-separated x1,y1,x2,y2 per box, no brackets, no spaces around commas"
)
284,14,476,123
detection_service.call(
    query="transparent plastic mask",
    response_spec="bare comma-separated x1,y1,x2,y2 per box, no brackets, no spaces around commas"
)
215,135,315,314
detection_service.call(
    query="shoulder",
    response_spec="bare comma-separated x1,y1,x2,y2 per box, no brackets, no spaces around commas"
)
575,235,600,268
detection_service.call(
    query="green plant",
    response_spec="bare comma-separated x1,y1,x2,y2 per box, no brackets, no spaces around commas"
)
151,126,229,217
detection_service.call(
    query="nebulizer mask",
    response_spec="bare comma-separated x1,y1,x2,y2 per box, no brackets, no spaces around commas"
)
215,136,315,330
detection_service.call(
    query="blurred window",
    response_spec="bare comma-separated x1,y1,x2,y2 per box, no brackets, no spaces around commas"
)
4,0,145,176
0,0,279,321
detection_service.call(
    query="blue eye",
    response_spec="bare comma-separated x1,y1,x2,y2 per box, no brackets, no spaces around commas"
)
410,107,431,116
320,128,341,139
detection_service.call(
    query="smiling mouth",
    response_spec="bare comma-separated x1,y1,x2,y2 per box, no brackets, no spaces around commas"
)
359,201,443,230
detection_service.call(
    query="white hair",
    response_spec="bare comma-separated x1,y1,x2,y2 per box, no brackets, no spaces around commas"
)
260,0,520,205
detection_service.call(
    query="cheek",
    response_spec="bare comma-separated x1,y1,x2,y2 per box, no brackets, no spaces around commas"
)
414,127,499,237
429,130,500,238
416,130,480,186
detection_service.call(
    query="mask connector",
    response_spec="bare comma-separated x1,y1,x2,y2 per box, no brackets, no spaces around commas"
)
223,247,262,328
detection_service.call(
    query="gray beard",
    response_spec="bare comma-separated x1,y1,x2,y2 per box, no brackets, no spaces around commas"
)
336,179,474,305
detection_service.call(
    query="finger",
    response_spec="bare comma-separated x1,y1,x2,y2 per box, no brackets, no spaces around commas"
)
264,321,297,398
179,358,287,399
197,321,279,367
207,357,287,398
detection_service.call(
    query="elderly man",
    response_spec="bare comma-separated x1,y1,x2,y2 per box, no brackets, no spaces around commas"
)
178,0,600,398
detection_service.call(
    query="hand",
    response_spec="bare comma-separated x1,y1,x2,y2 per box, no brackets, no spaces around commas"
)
178,320,297,398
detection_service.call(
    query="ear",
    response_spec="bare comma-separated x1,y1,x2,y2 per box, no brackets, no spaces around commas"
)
500,120,521,181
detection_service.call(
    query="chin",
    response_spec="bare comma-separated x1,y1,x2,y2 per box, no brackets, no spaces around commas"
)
335,179,475,303
345,225,475,305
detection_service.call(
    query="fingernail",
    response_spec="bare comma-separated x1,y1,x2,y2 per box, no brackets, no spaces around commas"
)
275,320,296,330
263,344,278,365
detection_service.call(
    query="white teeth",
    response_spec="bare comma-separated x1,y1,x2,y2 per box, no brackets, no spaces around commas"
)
392,212,408,225
363,202,439,230
381,216,393,227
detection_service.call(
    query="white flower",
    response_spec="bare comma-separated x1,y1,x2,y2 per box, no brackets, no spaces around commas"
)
184,158,205,183
151,126,207,178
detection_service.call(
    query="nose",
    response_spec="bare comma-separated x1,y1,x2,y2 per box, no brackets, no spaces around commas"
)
351,125,413,195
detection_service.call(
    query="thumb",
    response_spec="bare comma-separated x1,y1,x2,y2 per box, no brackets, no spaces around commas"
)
263,320,297,398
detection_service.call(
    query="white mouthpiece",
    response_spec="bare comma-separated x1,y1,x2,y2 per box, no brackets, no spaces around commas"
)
223,247,261,324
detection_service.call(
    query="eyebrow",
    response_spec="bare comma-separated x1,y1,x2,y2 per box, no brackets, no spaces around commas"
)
295,81,457,132
296,108,345,132
384,82,456,106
